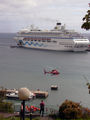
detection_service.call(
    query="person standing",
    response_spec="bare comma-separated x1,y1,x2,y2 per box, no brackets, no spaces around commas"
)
20,102,23,120
40,100,45,117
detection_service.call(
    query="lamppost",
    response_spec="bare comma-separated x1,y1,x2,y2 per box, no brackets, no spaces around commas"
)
18,87,30,120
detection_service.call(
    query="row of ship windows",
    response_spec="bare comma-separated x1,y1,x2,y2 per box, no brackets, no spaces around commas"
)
64,46,73,48
23,38,57,43
59,42,73,45
21,32,63,35
21,36,71,39
64,45,87,48
74,45,87,48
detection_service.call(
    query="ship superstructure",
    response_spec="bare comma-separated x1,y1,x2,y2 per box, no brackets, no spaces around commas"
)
15,23,89,52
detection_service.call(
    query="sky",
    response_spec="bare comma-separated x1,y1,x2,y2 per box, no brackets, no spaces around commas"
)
0,0,90,33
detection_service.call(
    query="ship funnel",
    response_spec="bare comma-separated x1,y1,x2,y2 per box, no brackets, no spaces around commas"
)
57,22,61,25
54,22,61,30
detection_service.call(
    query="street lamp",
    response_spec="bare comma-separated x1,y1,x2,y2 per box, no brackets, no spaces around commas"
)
18,87,30,120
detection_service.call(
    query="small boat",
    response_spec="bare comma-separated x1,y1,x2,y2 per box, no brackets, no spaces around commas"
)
6,91,35,100
51,85,58,90
33,90,48,98
6,91,19,100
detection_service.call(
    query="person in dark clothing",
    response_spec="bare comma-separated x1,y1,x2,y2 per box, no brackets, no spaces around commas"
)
40,100,45,117
20,102,23,120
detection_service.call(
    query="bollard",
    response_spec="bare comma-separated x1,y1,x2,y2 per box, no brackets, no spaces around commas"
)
30,112,32,120
22,100,25,120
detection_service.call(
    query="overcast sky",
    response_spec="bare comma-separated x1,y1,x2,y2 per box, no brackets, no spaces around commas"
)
0,0,90,33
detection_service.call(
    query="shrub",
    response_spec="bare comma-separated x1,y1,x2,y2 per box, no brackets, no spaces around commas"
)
82,107,90,118
0,101,14,113
0,114,4,120
10,116,16,120
59,99,82,119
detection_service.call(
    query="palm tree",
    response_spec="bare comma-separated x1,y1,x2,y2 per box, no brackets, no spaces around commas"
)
81,10,90,30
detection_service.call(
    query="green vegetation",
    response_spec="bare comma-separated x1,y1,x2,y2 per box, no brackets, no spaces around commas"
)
1,117,90,120
59,100,82,119
56,118,90,120
0,116,30,120
0,101,13,113
0,88,14,113
58,99,90,119
81,10,90,30
0,116,41,120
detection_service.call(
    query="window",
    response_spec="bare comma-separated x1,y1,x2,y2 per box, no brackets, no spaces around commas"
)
42,40,46,42
38,40,41,42
52,41,57,43
47,40,51,42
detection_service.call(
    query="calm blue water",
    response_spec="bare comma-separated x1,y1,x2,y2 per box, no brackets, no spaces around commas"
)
0,33,90,109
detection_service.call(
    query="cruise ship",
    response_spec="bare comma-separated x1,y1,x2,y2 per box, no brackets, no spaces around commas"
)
15,23,89,52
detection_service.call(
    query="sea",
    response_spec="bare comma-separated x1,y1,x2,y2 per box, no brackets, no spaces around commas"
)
0,33,90,111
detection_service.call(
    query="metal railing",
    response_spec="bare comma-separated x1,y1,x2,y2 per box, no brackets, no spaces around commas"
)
14,104,59,116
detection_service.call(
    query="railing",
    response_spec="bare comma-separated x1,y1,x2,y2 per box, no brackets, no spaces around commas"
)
14,104,59,116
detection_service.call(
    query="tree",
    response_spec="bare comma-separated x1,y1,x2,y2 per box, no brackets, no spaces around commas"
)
81,10,90,30
59,100,82,119
0,87,6,102
0,87,14,113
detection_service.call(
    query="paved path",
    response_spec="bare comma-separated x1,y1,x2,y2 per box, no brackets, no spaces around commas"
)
0,112,19,118
40,116,54,120
0,112,54,120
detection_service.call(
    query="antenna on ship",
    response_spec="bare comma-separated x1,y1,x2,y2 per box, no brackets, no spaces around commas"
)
30,24,34,30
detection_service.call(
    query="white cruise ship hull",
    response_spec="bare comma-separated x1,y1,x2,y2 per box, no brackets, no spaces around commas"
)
15,23,89,52
16,38,89,52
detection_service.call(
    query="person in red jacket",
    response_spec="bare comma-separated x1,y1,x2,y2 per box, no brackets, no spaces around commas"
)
40,100,45,117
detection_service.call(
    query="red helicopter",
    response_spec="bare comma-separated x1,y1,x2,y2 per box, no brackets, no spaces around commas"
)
44,69,60,75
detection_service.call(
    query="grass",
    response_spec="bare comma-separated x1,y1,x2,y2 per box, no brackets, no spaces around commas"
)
0,117,30,120
0,116,40,120
1,117,90,120
1,116,90,120
56,118,90,120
